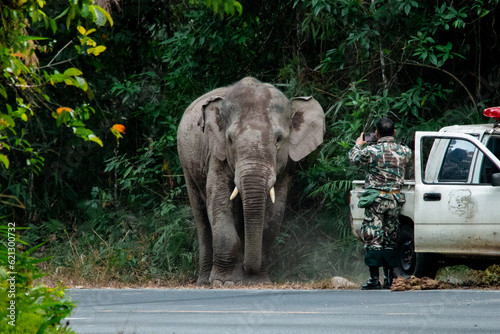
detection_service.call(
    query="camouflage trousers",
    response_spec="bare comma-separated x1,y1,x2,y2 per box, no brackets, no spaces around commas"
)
361,197,401,252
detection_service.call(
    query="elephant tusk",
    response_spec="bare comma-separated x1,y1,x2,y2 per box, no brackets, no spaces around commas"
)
230,187,239,200
270,187,275,204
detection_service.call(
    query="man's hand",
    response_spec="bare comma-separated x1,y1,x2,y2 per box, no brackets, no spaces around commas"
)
356,133,367,146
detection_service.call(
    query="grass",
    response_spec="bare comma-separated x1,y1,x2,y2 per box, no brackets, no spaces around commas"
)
31,205,199,288
31,202,367,289
436,264,500,288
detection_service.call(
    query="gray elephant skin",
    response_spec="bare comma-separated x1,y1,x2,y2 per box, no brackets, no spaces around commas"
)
177,77,325,286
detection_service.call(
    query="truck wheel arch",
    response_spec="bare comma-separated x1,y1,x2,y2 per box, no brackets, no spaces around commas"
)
397,216,438,278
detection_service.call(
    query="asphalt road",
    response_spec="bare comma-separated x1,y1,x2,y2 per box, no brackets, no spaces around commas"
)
65,288,500,334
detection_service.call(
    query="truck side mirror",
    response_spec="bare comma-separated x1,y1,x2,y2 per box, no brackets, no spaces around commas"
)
491,173,500,186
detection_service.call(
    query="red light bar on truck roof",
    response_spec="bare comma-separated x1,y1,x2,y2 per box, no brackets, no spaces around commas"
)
483,107,500,119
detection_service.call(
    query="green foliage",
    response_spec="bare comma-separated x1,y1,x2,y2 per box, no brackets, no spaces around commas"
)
206,0,243,17
28,206,198,284
0,0,115,221
0,0,113,165
437,264,500,287
104,135,182,215
0,225,75,333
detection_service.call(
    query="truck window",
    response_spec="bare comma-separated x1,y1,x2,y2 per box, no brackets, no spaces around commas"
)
479,136,500,183
438,139,475,182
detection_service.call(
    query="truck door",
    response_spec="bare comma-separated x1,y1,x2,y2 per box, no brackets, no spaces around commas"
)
414,132,500,256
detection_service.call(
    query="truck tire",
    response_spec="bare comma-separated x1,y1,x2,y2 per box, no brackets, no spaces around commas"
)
397,224,438,278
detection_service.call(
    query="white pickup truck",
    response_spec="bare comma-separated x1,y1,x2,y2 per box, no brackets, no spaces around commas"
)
350,109,500,278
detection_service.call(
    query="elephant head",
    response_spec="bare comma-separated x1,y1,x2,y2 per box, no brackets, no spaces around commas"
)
200,77,324,275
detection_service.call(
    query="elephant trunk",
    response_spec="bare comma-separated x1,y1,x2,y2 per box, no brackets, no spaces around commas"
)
238,163,274,275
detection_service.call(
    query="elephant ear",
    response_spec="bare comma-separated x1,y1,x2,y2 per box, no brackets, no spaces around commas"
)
201,96,226,161
288,97,325,162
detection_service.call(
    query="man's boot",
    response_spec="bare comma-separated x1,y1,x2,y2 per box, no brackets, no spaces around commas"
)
383,267,393,289
361,266,381,290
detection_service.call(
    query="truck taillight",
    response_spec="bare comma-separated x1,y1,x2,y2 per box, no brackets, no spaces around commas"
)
483,107,500,119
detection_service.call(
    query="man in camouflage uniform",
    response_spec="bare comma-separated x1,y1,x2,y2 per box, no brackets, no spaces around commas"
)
349,117,412,290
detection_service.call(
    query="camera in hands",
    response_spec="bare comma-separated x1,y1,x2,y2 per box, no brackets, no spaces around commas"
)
363,132,377,142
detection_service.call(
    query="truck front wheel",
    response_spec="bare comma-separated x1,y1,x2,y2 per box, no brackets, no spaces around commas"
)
397,224,438,278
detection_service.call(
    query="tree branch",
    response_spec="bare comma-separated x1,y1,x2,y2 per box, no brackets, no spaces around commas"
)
390,60,478,113
39,58,77,69
46,41,73,67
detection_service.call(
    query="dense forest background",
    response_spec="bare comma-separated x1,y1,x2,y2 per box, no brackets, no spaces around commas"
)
2,0,500,288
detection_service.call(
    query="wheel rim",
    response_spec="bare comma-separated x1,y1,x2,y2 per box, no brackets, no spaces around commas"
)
400,239,415,271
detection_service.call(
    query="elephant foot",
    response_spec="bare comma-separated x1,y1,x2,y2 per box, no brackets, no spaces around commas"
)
212,279,242,287
196,277,211,286
210,266,243,287
196,269,212,286
243,273,271,286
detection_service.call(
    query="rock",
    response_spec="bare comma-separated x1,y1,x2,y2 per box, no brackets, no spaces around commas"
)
331,276,358,289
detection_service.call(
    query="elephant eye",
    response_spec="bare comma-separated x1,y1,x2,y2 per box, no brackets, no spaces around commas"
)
276,134,283,146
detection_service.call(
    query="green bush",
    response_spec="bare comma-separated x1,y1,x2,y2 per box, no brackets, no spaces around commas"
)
0,225,75,333
29,203,198,285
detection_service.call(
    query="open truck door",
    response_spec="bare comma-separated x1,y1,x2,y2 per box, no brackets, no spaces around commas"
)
414,131,500,257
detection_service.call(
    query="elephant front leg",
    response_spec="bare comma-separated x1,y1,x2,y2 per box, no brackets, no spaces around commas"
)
210,219,244,286
207,186,244,286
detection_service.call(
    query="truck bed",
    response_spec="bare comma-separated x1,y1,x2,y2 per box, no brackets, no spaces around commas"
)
350,180,415,240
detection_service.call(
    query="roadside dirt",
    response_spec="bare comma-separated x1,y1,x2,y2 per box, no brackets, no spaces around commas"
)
36,264,500,290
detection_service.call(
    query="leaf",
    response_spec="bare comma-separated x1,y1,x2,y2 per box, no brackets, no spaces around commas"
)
97,6,114,26
75,76,88,91
66,6,76,30
49,19,57,34
64,68,83,77
52,110,71,127
123,166,133,178
82,3,90,18
0,114,15,127
405,3,411,15
0,154,9,169
234,1,243,15
429,53,438,66
0,84,7,99
421,50,428,60
89,135,103,147
91,5,113,27
89,45,106,56
73,127,94,137
480,10,490,17
77,26,86,35
54,7,69,20
20,35,49,41
86,87,95,100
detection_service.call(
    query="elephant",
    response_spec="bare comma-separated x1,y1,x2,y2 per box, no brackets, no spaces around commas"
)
177,77,325,286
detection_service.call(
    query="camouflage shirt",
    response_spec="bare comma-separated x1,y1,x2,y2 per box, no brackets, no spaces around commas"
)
349,136,412,195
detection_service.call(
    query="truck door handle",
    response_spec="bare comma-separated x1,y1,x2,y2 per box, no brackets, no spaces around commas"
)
424,193,441,201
